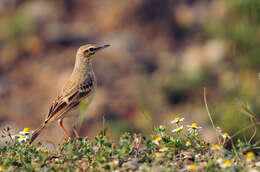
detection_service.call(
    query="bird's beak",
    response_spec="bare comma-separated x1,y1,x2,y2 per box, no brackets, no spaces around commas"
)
95,44,110,51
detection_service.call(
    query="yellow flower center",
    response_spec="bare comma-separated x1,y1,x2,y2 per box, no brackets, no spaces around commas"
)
0,165,4,170
224,160,231,166
186,141,191,146
14,134,20,137
154,137,161,142
20,135,26,139
189,164,196,170
191,123,198,128
224,133,229,136
111,160,118,166
174,117,180,121
246,152,255,159
213,144,220,150
160,147,167,151
23,128,30,132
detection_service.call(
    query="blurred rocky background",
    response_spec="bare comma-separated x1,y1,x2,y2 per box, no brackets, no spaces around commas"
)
0,0,259,143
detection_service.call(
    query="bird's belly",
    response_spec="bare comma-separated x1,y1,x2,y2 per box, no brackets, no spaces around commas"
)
62,90,96,119
62,105,81,118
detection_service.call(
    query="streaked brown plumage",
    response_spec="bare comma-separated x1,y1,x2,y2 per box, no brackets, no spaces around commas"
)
31,44,110,143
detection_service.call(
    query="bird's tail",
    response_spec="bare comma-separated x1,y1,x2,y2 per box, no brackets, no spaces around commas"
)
30,123,46,143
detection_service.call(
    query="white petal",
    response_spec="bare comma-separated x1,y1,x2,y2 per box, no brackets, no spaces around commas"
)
171,120,177,124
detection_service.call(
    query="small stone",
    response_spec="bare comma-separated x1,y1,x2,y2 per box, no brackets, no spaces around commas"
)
255,161,260,167
122,158,139,170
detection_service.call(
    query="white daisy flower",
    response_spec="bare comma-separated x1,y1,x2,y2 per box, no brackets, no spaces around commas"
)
0,165,5,171
185,141,191,147
245,152,255,163
212,144,223,152
171,117,184,124
187,123,203,133
153,137,161,145
220,160,232,168
11,134,21,140
19,128,30,136
159,146,168,152
222,132,231,140
111,160,119,167
184,163,200,171
18,135,29,143
171,125,183,133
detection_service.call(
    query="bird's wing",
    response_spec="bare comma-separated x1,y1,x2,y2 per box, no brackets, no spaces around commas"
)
45,78,95,122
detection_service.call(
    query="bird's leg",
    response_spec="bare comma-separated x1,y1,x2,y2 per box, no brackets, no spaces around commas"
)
58,119,71,140
73,126,80,138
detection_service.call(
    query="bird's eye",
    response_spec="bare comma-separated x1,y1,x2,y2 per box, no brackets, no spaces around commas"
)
89,48,94,52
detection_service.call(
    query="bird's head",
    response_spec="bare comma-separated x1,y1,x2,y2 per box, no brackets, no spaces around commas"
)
77,44,110,62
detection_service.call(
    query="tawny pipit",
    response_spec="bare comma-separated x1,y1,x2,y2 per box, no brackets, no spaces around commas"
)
31,44,110,142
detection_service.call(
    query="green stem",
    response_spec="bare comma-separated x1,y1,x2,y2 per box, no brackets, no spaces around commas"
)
203,88,220,144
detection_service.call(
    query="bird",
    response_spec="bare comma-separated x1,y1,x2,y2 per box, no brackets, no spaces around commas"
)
30,44,110,143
